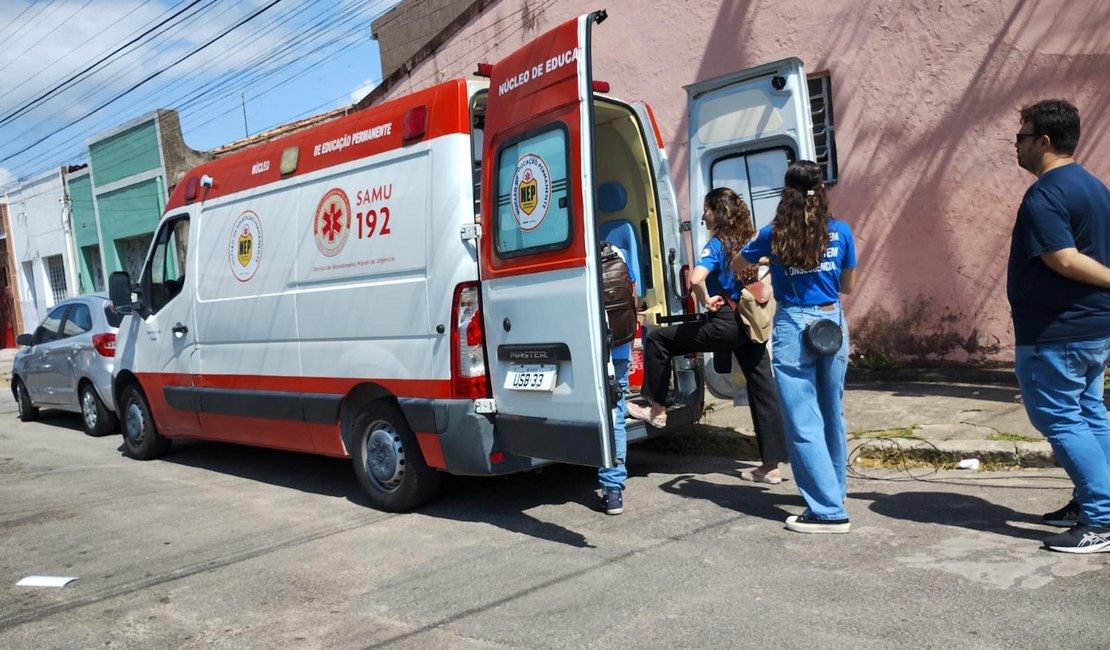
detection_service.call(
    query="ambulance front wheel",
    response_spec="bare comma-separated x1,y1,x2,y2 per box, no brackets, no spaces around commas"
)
120,383,172,460
352,403,442,512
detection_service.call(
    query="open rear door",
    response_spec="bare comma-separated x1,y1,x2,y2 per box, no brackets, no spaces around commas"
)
479,12,614,467
685,58,816,399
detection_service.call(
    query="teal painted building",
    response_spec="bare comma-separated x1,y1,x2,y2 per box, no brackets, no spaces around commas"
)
66,110,208,293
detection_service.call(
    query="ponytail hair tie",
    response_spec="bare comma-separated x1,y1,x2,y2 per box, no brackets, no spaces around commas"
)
806,190,815,197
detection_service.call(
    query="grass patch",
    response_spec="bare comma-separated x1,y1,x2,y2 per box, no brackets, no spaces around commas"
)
851,426,920,440
986,432,1042,442
641,423,761,459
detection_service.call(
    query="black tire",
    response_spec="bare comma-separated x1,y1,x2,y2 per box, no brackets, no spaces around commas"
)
14,379,38,422
351,402,442,512
80,383,118,437
119,383,171,459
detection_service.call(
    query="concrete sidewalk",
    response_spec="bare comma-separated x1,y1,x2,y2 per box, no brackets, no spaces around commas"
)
702,368,1058,469
0,342,1061,468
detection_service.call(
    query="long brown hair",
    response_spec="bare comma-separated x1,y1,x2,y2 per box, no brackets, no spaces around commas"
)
704,187,754,262
771,160,830,269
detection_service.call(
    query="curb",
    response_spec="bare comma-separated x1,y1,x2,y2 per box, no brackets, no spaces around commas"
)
850,437,1056,469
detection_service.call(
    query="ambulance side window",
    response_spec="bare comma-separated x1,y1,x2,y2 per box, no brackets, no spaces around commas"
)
147,216,189,314
493,125,572,258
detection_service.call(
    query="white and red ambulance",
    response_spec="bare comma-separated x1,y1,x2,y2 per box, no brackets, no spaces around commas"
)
109,11,702,511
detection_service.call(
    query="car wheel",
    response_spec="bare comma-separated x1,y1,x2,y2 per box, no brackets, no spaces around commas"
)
80,383,118,437
120,383,171,459
14,379,38,422
351,402,442,512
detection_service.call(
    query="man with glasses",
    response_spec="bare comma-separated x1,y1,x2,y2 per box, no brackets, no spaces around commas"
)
1008,99,1110,553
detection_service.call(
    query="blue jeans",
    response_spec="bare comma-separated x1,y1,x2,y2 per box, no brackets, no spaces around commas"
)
1015,338,1110,526
599,356,630,491
772,304,850,520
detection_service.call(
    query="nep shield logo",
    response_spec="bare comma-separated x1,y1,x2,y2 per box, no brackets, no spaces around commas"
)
314,188,351,257
228,210,263,282
510,154,551,231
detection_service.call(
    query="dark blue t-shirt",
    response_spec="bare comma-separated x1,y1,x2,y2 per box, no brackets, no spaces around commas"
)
742,218,856,306
1007,163,1110,344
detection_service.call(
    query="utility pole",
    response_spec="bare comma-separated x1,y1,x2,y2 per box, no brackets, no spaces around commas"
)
241,92,249,138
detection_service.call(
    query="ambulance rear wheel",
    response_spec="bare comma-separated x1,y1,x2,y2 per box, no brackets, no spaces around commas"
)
120,383,172,460
352,403,442,512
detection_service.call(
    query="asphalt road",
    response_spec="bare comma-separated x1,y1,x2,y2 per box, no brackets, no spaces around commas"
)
1,399,1107,649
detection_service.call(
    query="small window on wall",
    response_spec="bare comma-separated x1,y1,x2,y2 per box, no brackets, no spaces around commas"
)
45,255,67,305
808,74,838,184
494,125,572,258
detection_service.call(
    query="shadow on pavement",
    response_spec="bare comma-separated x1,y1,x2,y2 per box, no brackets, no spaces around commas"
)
420,465,599,548
24,410,86,433
852,490,1049,541
157,439,365,500
854,381,1024,405
157,439,603,548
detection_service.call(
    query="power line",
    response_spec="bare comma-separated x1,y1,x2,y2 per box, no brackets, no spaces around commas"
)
0,0,287,165
0,0,211,128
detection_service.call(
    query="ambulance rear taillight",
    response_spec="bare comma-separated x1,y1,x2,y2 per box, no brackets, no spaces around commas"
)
451,282,490,399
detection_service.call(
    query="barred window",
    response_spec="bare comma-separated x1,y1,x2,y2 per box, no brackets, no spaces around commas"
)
45,255,67,305
808,74,838,184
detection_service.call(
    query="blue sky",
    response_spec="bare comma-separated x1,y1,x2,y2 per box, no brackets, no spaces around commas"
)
0,0,401,193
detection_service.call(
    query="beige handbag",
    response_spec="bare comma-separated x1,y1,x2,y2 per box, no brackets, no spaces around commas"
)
736,275,775,344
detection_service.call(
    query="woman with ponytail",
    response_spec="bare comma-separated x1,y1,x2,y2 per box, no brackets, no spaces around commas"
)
628,187,787,482
738,160,857,533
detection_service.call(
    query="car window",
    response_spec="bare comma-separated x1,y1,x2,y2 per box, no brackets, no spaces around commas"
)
104,305,124,328
149,217,189,314
61,304,93,337
34,305,69,344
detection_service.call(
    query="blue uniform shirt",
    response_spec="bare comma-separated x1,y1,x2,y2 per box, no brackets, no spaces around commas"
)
742,219,857,306
1007,163,1110,344
696,237,742,301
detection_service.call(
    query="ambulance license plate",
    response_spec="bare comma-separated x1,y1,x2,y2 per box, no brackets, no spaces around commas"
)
505,364,557,391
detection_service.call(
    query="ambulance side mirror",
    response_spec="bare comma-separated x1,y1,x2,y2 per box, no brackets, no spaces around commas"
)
109,271,141,316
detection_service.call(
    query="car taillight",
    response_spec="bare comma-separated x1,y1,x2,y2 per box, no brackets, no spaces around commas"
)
92,333,116,357
451,282,490,399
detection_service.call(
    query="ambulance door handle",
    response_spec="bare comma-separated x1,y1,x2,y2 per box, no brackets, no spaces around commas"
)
172,323,189,336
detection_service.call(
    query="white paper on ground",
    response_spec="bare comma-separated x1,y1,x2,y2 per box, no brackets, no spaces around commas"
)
16,576,78,588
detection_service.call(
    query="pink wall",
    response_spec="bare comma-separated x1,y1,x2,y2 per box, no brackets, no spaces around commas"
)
379,1,1110,363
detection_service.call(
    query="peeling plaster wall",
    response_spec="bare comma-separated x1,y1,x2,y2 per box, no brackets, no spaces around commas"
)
376,0,1110,362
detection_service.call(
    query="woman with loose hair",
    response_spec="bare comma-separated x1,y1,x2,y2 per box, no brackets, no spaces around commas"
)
738,160,858,533
628,187,787,482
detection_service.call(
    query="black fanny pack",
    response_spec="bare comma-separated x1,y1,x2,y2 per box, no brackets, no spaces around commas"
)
803,317,843,356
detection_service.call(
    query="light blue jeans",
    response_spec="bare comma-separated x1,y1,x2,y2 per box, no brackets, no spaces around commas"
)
1015,338,1110,527
599,356,630,492
772,304,850,520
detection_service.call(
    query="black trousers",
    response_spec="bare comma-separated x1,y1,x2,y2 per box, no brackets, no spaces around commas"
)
642,309,788,465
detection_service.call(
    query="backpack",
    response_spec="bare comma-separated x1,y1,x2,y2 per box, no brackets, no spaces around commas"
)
600,241,636,346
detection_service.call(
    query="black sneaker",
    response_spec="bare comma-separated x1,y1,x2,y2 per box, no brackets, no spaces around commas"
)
1043,523,1110,554
601,489,624,515
785,513,850,534
1042,500,1080,528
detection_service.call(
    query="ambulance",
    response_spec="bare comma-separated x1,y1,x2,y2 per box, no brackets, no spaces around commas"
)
108,11,690,511
108,11,818,512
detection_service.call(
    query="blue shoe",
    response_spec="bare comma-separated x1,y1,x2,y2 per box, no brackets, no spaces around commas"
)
601,489,624,515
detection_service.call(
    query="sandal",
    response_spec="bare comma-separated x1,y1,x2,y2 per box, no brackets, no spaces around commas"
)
741,467,782,484
626,402,667,428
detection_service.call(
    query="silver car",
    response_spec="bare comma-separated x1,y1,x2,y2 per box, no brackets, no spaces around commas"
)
11,294,123,436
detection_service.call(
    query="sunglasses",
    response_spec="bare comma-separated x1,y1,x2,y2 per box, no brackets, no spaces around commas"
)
1015,132,1040,143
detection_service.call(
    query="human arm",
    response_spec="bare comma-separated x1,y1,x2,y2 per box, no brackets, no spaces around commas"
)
1041,248,1110,288
688,264,724,311
839,267,855,294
